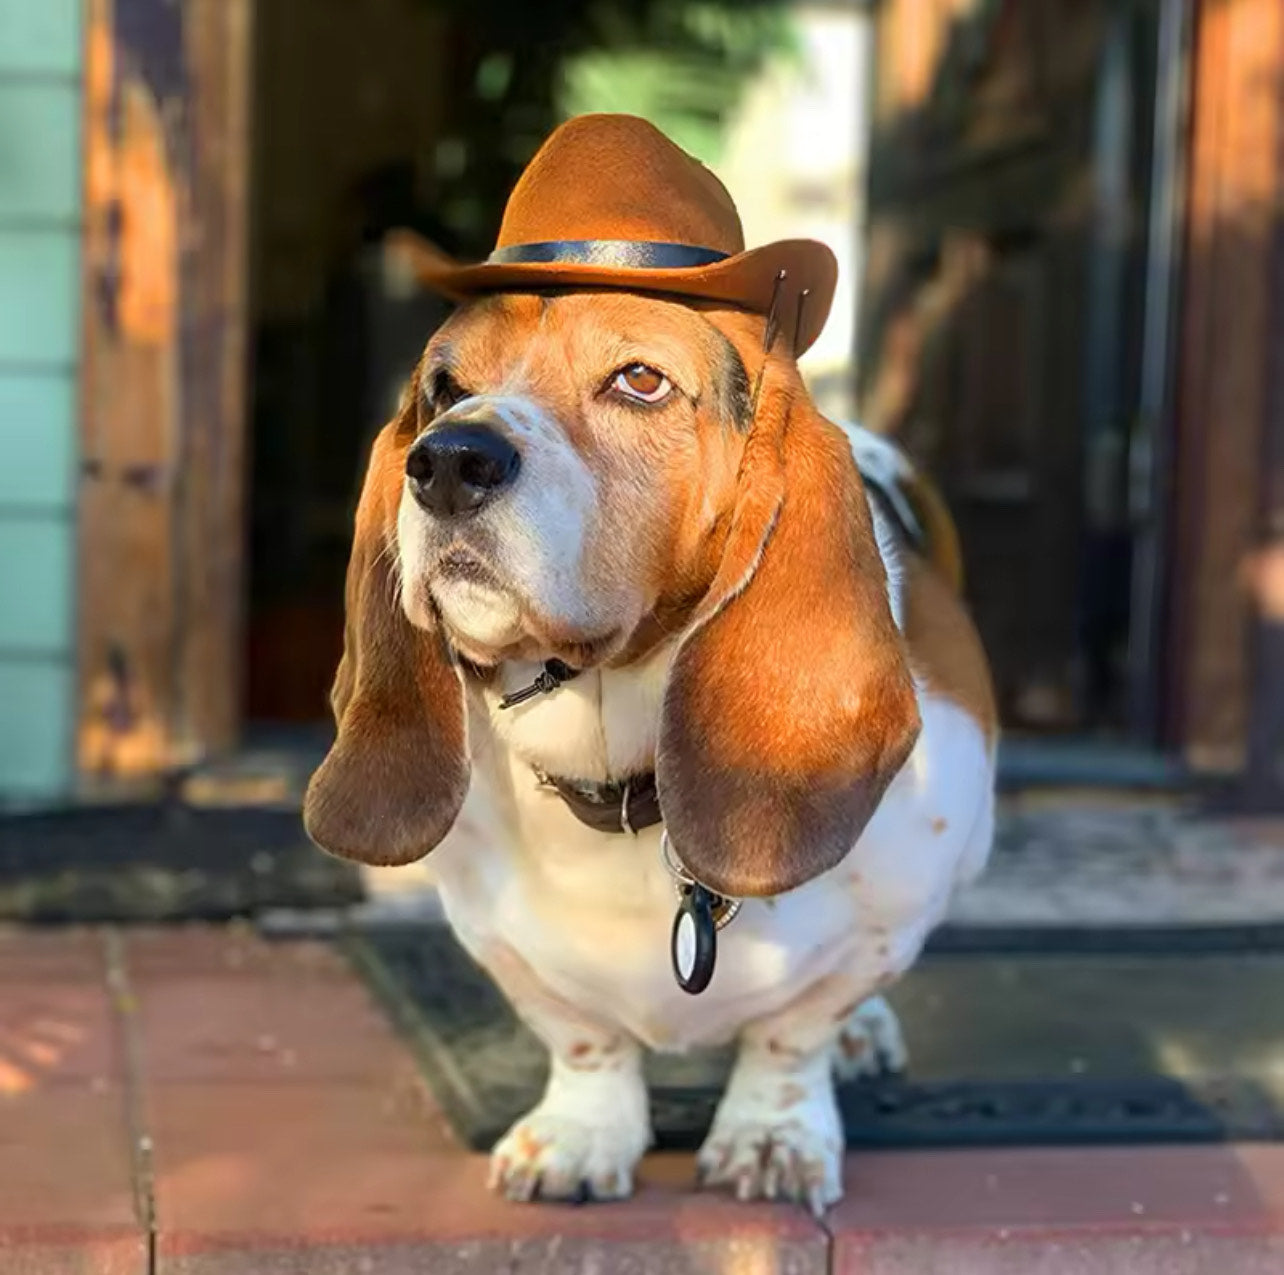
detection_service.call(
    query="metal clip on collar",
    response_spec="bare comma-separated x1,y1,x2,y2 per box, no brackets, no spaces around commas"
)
498,659,579,710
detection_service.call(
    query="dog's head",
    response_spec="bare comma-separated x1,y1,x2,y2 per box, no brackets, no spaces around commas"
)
303,290,920,897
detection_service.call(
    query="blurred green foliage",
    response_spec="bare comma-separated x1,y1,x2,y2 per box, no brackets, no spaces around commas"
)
560,2,798,163
420,0,795,252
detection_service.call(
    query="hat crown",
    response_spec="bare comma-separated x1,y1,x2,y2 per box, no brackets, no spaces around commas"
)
495,114,746,256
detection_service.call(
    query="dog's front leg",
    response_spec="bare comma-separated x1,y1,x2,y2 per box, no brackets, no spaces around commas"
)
698,971,891,1215
481,945,652,1203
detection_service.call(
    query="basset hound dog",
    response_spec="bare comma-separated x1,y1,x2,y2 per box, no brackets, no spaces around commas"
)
304,115,996,1214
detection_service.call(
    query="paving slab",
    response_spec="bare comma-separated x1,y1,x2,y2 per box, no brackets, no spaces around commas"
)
834,1231,1284,1274
123,925,351,981
133,974,412,1084
147,1083,827,1272
0,1087,138,1231
0,925,106,981
831,1145,1284,1273
0,932,140,1274
0,1230,149,1275
0,980,121,1091
134,929,826,1273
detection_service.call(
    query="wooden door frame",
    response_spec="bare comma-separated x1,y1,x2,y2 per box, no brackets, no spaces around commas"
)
1165,0,1284,781
78,0,253,792
1240,72,1284,808
1124,0,1193,745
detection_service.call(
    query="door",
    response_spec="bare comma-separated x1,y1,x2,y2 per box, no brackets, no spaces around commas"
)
860,0,1166,738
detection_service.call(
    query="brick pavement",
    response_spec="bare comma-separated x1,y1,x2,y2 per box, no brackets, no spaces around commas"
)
2,924,1282,1273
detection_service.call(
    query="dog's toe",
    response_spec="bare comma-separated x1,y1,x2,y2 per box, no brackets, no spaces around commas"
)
488,1107,645,1204
697,1094,844,1215
832,993,908,1081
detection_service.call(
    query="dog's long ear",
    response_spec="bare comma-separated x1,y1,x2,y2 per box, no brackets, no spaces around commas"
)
657,365,921,899
303,418,469,865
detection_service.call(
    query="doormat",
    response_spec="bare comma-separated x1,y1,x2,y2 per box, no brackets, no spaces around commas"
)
349,924,1284,1152
0,802,360,923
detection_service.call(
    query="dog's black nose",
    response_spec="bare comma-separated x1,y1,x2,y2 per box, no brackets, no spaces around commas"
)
405,423,521,517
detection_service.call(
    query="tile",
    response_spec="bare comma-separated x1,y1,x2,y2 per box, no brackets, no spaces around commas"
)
1235,1144,1284,1214
830,1146,1284,1235
0,0,82,76
150,1085,824,1267
829,1144,1284,1275
830,1146,1284,1270
0,83,80,220
135,973,410,1084
0,1231,147,1275
0,926,104,981
0,372,77,509
0,949,134,1268
835,1231,1284,1274
123,928,351,982
0,981,119,1092
149,1079,466,1241
0,1088,136,1231
0,230,79,364
160,1232,828,1274
0,659,74,798
0,515,73,649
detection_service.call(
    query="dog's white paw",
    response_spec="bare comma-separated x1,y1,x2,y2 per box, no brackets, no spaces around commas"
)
697,1083,844,1216
488,1102,650,1203
832,994,908,1081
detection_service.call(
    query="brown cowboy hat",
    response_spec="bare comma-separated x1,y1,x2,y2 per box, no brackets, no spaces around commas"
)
388,113,838,354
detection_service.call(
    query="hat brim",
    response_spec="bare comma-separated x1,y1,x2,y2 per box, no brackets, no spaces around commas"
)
385,230,838,356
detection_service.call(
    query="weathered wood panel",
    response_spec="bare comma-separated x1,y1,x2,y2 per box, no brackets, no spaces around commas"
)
1241,2,1284,804
1168,0,1284,770
78,0,251,785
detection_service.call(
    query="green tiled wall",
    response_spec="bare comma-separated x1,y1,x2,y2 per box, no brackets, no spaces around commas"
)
0,0,82,801
0,662,76,797
0,83,81,219
0,231,81,364
0,0,82,76
0,375,75,508
0,516,74,650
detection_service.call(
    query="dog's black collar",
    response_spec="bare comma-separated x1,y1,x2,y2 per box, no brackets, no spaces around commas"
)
861,469,926,552
536,769,663,836
496,660,663,834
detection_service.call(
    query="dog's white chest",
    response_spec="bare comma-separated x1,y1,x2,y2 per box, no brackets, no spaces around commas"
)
434,802,861,1050
428,692,990,1051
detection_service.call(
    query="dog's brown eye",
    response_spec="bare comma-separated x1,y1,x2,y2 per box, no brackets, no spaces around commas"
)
431,371,469,413
613,364,672,404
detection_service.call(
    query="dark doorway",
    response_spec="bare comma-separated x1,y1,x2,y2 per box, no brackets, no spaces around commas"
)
241,0,794,726
860,0,1179,745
